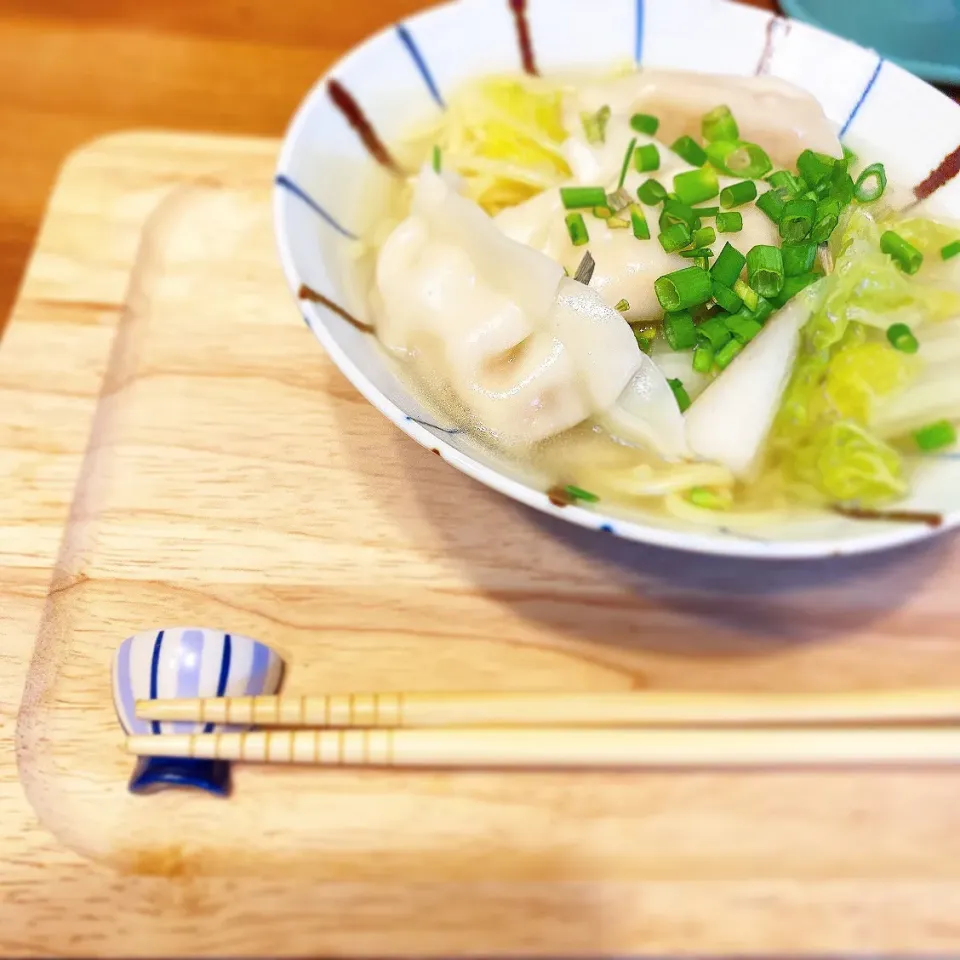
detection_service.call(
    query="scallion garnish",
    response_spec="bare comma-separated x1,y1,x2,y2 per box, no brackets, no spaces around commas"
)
691,226,716,248
766,170,802,196
711,280,742,314
632,324,657,353
693,206,719,218
715,211,743,233
702,105,739,143
671,136,708,167
607,187,633,212
781,241,817,277
811,197,841,243
769,272,819,308
778,198,816,242
796,148,835,186
942,240,960,261
724,312,763,344
842,145,857,167
637,179,668,206
630,113,659,135
705,140,772,179
432,145,441,173
913,420,957,452
719,180,757,209
561,186,608,209
746,244,784,298
710,242,746,288
565,212,589,247
655,266,714,312
680,247,714,260
697,316,732,349
854,162,887,203
663,310,699,350
572,251,596,284
668,377,692,412
747,296,774,324
659,198,700,232
886,322,919,354
714,338,744,369
687,486,730,510
617,137,638,190
732,277,759,311
880,230,923,275
673,166,720,205
830,166,855,206
615,298,631,313
593,205,614,219
607,216,630,229
658,221,692,253
564,483,601,503
580,105,611,145
692,340,715,373
755,188,786,223
629,204,651,239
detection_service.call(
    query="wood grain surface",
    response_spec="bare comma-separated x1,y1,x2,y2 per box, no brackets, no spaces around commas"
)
5,129,960,956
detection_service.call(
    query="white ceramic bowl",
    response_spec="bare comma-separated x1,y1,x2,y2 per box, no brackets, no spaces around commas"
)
273,0,960,559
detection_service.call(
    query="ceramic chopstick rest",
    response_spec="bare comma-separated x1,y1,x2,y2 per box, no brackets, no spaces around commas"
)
112,627,284,796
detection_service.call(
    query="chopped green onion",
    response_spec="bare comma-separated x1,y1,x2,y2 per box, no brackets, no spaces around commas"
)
766,170,802,196
719,180,757,208
705,140,772,179
607,187,633,212
564,483,600,503
756,188,786,223
693,340,715,373
561,186,608,209
732,277,759,311
715,338,744,369
886,322,919,354
796,148,835,186
668,378,692,412
637,179,668,206
680,248,714,261
615,298,631,313
778,198,816,242
880,230,923,275
769,272,819,308
746,244,784,298
747,296,774,324
658,221,692,253
715,211,743,233
781,241,817,277
632,324,657,353
854,162,887,203
811,197,842,243
942,240,960,261
698,316,732,350
581,105,611,145
913,420,957,452
702,105,739,143
671,136,708,167
693,205,719,218
687,486,730,510
629,204,651,239
663,310,699,350
633,143,660,174
593,205,614,219
633,143,660,173
711,242,747,288
565,212,589,246
431,145,441,173
607,216,630,229
673,166,720,205
724,312,763,344
829,166,855,206
842,145,857,167
691,226,716,248
630,113,659,135
655,267,713,312
617,137,638,190
711,280,742,314
659,198,700,232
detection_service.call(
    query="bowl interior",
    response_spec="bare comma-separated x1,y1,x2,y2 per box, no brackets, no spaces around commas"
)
274,0,960,558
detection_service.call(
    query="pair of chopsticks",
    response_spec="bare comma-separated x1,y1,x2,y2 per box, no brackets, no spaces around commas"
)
126,689,960,769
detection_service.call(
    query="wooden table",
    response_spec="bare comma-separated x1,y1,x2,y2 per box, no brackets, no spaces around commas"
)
2,1,959,955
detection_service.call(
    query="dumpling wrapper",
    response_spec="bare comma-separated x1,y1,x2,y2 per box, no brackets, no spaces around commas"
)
684,292,817,478
376,166,642,446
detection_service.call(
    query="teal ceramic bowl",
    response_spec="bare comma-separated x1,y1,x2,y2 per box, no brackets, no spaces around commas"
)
781,0,960,85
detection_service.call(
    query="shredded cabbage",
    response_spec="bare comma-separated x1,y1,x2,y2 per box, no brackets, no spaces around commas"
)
428,77,571,213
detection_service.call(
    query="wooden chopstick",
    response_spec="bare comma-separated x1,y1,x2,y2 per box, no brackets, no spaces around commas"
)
126,726,960,768
134,688,960,729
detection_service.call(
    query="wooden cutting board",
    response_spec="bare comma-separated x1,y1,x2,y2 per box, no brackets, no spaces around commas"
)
5,131,960,956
